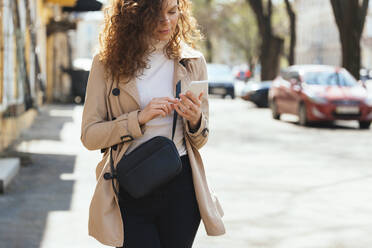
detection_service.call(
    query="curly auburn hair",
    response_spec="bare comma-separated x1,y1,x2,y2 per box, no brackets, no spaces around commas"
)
98,0,203,83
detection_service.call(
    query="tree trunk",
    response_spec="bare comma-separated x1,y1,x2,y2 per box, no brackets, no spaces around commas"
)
284,0,296,65
340,29,361,79
247,0,284,81
330,0,369,79
205,0,213,63
261,35,283,80
205,36,213,63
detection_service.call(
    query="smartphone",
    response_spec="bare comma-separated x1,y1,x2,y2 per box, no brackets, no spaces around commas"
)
182,80,208,97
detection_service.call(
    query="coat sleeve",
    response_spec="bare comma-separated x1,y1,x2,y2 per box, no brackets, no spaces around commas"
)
80,55,145,151
184,55,209,150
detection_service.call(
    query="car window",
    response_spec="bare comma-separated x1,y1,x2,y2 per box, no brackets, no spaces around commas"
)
303,71,357,87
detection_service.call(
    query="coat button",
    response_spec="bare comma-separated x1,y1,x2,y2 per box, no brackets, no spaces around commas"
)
112,144,118,150
121,135,134,142
103,173,112,180
112,117,116,120
100,148,106,153
112,88,120,96
201,128,209,137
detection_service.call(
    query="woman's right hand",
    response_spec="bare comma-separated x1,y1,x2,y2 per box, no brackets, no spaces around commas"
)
138,97,179,125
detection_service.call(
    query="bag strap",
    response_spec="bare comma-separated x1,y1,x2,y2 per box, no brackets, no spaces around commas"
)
172,80,181,141
108,80,181,202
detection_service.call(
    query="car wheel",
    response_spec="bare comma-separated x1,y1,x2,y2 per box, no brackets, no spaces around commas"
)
298,103,309,126
270,99,280,120
359,121,371,129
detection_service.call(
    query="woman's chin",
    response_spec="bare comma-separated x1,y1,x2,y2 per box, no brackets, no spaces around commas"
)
153,32,172,41
156,35,171,41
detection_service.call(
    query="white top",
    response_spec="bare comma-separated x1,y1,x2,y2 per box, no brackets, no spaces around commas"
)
125,40,187,156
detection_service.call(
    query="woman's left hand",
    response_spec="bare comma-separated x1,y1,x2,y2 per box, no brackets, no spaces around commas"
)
173,90,204,129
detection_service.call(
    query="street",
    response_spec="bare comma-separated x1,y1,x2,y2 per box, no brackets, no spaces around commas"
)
1,98,372,248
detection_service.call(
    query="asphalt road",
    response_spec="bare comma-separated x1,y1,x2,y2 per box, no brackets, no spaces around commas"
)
195,98,372,248
0,99,371,248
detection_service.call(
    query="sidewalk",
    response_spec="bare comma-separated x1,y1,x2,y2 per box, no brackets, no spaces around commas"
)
0,104,103,247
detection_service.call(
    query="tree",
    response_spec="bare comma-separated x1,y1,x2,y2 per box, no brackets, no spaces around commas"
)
193,0,216,62
284,0,296,65
330,0,369,79
247,0,284,80
217,0,260,70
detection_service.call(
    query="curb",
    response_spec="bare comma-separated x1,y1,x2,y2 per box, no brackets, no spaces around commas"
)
0,158,20,193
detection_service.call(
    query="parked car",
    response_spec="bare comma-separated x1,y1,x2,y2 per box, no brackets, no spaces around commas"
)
241,81,272,107
207,63,235,99
360,68,372,82
269,64,372,129
235,69,252,82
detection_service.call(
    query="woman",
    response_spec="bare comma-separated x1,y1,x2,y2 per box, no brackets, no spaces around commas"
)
80,0,225,247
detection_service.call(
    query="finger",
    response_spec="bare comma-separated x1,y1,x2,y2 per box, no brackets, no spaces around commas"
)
163,104,171,115
165,103,172,114
183,92,201,107
174,105,192,120
152,100,172,106
153,104,170,115
175,105,193,121
185,91,200,106
154,100,179,111
198,91,204,101
180,104,196,119
153,101,172,115
174,104,187,118
153,109,167,118
179,94,195,109
151,98,175,107
179,101,197,115
176,101,191,114
160,97,178,104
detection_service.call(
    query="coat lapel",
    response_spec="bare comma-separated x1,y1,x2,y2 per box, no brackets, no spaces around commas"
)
174,41,204,94
119,77,141,108
172,59,189,96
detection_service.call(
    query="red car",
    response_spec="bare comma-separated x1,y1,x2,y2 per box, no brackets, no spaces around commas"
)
268,65,372,129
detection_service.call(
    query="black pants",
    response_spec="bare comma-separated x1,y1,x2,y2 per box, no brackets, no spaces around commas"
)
117,154,201,248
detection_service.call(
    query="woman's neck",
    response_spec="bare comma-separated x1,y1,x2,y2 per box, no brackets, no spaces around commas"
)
150,38,168,53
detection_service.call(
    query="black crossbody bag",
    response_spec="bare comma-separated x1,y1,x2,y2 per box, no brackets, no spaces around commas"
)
106,81,183,199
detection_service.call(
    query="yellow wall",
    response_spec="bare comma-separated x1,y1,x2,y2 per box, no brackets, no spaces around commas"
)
45,0,76,7
0,109,38,151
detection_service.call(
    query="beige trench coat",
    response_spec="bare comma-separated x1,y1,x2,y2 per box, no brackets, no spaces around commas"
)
80,42,225,247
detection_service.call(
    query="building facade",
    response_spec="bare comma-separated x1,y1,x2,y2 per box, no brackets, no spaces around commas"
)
0,0,101,152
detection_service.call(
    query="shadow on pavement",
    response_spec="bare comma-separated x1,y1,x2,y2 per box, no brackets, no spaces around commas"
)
0,104,77,248
0,153,76,248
